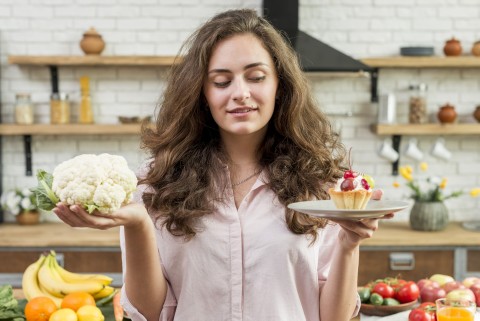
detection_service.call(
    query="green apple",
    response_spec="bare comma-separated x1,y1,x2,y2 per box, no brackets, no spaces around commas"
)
445,289,476,302
430,274,455,286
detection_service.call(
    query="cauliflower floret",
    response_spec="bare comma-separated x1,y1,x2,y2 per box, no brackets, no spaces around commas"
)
49,153,138,214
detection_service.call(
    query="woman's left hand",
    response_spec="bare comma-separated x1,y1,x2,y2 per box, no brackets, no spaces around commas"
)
329,189,394,250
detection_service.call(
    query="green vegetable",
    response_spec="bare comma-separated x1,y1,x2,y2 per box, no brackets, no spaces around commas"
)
369,292,384,306
357,287,371,303
30,169,59,211
383,298,400,306
0,285,25,321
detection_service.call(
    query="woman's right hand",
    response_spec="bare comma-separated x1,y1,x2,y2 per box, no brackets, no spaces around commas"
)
52,202,150,230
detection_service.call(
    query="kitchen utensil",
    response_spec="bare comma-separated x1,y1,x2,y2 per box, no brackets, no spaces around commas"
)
378,138,399,162
471,41,480,56
377,93,396,124
404,138,423,161
400,46,434,56
80,27,105,55
431,137,452,160
443,37,462,56
437,103,457,123
473,106,480,123
360,299,418,316
408,83,428,124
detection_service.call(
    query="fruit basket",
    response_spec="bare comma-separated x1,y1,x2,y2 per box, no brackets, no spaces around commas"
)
360,300,418,316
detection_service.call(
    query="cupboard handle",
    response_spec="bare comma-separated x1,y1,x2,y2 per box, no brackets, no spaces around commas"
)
389,252,415,270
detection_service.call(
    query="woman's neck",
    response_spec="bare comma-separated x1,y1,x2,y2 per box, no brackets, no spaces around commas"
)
220,131,264,167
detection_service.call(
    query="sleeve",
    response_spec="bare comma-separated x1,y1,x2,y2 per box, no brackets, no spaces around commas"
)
316,223,361,318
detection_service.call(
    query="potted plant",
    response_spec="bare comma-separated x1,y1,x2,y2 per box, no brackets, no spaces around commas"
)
395,163,480,231
1,188,40,225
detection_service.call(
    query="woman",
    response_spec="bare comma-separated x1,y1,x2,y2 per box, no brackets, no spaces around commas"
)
54,9,388,321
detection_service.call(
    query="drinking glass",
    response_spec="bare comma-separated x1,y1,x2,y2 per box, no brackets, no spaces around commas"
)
436,298,476,321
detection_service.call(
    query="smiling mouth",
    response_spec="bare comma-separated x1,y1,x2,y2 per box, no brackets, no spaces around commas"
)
228,107,257,114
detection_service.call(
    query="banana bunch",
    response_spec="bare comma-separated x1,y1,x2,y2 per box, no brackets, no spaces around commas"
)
22,251,115,307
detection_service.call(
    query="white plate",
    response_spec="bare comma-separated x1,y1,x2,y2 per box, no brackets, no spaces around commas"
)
287,200,409,220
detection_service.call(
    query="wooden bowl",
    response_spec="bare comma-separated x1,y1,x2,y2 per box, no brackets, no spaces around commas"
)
360,300,418,316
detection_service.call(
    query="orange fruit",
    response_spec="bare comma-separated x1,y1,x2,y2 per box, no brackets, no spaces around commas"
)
61,292,96,312
24,296,57,321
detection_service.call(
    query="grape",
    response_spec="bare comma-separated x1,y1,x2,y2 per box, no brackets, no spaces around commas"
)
343,170,354,179
340,178,356,191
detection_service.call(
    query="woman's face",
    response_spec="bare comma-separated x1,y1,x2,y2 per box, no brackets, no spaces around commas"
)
203,33,279,140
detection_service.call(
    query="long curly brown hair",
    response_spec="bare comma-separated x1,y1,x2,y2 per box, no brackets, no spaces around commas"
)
141,9,346,241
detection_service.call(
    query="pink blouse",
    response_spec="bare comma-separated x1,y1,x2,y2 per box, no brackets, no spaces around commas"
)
120,171,360,321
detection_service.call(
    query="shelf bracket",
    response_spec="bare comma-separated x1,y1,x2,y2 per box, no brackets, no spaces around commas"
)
391,135,401,176
24,135,32,176
370,68,379,103
49,65,59,94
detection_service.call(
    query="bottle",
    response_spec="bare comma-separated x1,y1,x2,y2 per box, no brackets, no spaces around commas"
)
15,93,34,124
50,93,70,124
79,76,94,124
408,83,428,124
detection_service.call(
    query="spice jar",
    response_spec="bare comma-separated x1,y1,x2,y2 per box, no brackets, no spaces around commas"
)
15,93,34,124
437,103,457,123
50,93,70,124
408,83,428,124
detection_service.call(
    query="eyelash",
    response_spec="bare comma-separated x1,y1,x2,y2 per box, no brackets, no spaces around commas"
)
213,76,266,88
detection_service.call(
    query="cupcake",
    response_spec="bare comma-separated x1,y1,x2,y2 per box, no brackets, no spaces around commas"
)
328,169,375,210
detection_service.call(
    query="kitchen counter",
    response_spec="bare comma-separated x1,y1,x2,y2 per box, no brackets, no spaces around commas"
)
1,221,478,248
362,221,480,247
0,222,120,247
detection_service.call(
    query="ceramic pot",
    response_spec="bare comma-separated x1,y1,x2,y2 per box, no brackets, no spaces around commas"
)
80,27,105,55
409,201,449,231
443,37,462,56
437,103,457,123
473,106,480,123
16,210,40,225
471,41,480,57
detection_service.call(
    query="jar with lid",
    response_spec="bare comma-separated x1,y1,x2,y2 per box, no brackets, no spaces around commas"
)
50,93,70,124
408,83,428,124
15,93,34,124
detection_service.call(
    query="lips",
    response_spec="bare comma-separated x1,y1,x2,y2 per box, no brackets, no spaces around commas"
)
228,107,258,114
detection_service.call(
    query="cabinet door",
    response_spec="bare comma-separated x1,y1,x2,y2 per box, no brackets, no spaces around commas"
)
359,249,454,285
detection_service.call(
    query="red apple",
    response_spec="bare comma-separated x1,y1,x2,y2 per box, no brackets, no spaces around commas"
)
417,278,440,291
469,283,480,306
442,281,466,293
420,284,446,302
445,288,476,302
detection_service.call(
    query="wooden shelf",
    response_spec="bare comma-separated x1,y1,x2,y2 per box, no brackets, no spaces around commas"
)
0,123,150,135
371,123,480,135
361,56,480,68
8,55,180,66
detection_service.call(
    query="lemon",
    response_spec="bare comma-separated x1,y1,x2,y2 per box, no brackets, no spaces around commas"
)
363,174,375,189
49,308,78,321
76,305,105,321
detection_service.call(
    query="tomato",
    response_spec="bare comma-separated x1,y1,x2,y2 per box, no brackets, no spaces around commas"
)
373,282,395,298
396,281,420,303
408,302,436,321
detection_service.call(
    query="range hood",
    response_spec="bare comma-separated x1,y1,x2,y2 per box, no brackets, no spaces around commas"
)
263,0,373,73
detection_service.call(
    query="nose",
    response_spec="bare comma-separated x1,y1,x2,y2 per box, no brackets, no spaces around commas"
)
232,78,250,102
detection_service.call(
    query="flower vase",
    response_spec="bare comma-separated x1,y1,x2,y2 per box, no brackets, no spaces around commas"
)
15,210,40,225
409,201,449,231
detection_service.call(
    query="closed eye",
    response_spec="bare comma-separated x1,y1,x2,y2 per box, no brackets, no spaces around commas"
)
214,81,230,88
249,76,266,82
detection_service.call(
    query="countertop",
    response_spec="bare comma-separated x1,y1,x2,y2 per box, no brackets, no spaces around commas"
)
0,222,120,247
1,221,479,248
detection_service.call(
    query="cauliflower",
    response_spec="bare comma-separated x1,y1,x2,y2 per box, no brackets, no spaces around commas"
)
32,153,138,214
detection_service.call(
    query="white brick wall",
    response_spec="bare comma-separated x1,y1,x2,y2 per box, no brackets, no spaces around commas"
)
1,0,479,222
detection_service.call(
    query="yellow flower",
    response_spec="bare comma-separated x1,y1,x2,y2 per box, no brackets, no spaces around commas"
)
399,166,413,181
420,162,428,171
439,178,447,189
470,188,480,197
393,181,400,188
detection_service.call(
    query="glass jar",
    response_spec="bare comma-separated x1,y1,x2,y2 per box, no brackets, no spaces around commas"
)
50,93,70,124
408,83,428,124
15,93,34,124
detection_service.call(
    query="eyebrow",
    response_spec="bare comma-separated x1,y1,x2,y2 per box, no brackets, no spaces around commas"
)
208,62,269,74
